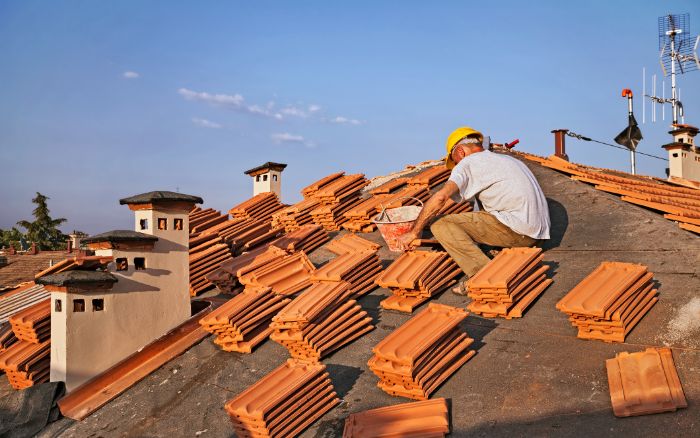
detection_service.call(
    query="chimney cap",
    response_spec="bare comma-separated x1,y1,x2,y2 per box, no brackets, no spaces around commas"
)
244,162,287,176
36,270,118,287
82,230,158,245
119,191,203,206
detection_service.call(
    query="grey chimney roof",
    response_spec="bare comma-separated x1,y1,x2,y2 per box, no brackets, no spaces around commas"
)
119,191,203,205
36,270,118,287
81,230,158,245
244,162,288,175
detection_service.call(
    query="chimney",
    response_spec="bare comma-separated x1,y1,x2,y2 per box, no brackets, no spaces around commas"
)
551,129,569,160
243,162,287,198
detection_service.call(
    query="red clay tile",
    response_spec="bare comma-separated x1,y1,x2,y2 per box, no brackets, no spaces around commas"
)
324,234,381,256
606,347,687,417
343,398,450,438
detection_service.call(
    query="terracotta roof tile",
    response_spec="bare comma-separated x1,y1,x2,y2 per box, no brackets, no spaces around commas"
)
324,233,381,256
224,359,339,436
199,288,290,353
9,299,50,344
270,282,374,361
369,303,474,400
0,339,50,389
311,251,383,298
406,166,451,189
606,347,687,417
238,251,316,296
342,398,450,438
466,248,552,319
369,177,409,195
301,172,345,199
376,251,461,313
516,152,700,234
271,224,329,254
228,192,286,222
271,198,321,232
556,262,657,342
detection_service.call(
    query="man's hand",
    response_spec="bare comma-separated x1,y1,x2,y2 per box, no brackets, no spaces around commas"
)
398,230,420,251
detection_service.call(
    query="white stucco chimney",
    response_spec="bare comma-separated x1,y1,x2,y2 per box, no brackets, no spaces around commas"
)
244,162,287,198
663,124,700,183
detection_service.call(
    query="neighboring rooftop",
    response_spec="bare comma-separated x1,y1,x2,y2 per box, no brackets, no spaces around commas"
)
81,230,159,245
0,251,70,289
243,162,288,175
119,191,203,205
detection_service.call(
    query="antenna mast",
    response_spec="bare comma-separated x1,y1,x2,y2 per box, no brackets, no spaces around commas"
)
645,13,699,126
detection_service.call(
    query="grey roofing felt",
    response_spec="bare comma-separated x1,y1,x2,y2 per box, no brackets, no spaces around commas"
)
119,191,203,205
35,270,118,287
243,162,288,175
81,230,158,245
33,157,700,438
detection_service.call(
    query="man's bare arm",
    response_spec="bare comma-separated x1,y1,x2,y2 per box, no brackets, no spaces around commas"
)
400,181,460,247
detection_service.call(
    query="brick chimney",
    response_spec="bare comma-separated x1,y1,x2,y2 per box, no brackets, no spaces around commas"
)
551,129,569,160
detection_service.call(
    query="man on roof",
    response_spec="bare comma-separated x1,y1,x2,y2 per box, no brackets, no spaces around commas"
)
401,126,551,294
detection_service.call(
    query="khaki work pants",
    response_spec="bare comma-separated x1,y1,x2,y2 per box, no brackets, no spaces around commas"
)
430,211,538,278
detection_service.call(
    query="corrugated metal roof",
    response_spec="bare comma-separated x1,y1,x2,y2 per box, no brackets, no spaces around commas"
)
0,283,50,325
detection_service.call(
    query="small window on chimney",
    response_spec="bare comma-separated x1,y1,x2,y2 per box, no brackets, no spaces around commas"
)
73,299,85,312
134,257,146,270
139,219,148,230
673,153,679,158
679,138,684,143
174,218,184,230
92,299,104,311
116,258,128,271
263,174,268,181
158,218,167,230
256,175,261,182
55,299,62,312
273,174,278,182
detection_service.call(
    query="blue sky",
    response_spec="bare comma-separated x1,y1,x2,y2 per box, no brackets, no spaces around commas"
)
1,1,699,234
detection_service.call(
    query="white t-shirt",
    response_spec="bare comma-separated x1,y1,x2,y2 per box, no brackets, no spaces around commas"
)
447,150,551,239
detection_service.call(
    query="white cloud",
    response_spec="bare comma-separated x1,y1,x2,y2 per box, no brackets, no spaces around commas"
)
308,104,321,113
271,133,315,148
191,117,222,129
280,106,309,118
329,116,362,125
178,88,287,120
123,71,140,79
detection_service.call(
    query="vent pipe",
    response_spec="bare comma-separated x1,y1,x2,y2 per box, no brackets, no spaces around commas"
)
551,129,569,160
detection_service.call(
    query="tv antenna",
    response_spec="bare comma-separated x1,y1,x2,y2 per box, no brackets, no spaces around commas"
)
643,14,699,126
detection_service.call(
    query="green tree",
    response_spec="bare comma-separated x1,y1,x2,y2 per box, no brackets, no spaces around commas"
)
16,192,68,250
0,227,24,250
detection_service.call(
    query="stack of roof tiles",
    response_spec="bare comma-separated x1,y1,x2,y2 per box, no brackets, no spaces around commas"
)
271,198,321,232
228,192,286,222
376,250,462,313
606,347,687,417
368,303,475,400
224,359,339,437
406,165,451,189
33,255,113,279
270,281,374,361
310,250,383,299
199,288,290,353
189,207,228,233
0,324,18,353
343,398,450,438
300,171,345,198
0,299,51,389
324,233,381,256
309,173,369,231
369,177,409,195
556,262,657,343
189,236,234,296
205,226,329,294
517,152,700,235
239,251,316,296
270,225,329,254
467,247,552,319
438,197,472,215
9,300,50,343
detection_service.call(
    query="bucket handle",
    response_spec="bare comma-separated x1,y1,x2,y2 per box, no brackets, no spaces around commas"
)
377,196,425,223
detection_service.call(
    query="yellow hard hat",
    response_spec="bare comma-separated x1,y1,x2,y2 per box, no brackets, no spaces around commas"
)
445,126,483,169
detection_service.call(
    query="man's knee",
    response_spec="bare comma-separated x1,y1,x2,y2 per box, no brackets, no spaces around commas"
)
430,216,452,240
